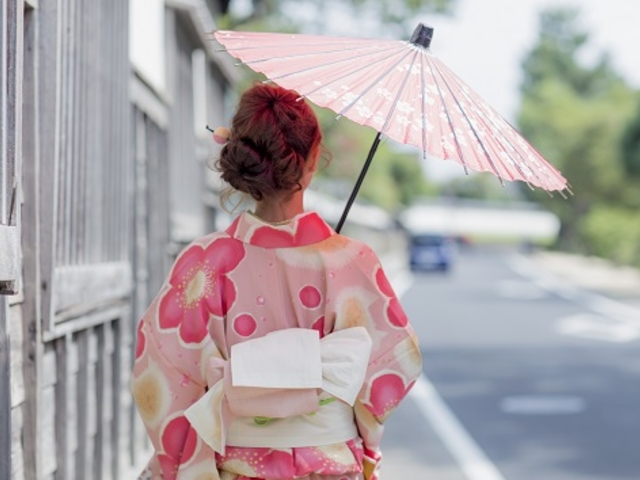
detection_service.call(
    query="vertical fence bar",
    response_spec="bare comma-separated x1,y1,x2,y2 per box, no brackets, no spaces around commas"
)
74,329,88,479
93,324,104,480
1,0,21,471
0,300,10,480
69,0,82,266
59,0,71,266
54,336,69,480
111,319,121,477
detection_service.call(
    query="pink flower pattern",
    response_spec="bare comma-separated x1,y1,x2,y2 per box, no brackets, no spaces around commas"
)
366,373,415,418
131,211,422,480
158,238,245,344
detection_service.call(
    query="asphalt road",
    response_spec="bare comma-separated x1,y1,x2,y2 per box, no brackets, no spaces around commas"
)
381,246,640,480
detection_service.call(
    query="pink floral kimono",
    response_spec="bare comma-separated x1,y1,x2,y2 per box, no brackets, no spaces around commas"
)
131,211,422,480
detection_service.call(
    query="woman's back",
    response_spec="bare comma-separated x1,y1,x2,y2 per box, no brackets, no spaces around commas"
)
130,84,422,480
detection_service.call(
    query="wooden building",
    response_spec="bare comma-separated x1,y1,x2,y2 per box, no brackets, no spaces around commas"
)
1,1,239,478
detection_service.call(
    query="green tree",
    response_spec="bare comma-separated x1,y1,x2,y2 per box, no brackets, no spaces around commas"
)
578,205,640,267
521,9,618,99
441,174,518,203
517,8,637,250
221,0,456,38
314,110,436,210
621,96,640,180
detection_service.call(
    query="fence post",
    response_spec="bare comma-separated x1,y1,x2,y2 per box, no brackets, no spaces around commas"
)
0,299,10,480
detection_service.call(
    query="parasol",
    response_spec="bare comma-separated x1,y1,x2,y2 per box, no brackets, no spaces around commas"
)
213,24,568,232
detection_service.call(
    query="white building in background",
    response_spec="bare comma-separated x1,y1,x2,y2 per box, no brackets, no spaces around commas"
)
400,200,561,243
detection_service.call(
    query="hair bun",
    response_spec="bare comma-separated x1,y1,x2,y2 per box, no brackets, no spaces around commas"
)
218,138,273,201
214,83,322,203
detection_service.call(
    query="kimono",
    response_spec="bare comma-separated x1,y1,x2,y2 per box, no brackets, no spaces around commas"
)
131,210,422,480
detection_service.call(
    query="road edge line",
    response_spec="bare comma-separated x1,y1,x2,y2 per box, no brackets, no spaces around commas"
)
392,267,506,480
508,254,640,324
409,375,506,480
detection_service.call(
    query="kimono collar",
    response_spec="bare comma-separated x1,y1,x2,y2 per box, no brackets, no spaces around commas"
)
225,210,335,248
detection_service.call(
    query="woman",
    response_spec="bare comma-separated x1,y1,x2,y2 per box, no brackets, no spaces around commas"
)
131,83,422,480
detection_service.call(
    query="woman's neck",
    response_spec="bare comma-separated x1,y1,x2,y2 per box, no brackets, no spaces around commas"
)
253,191,305,223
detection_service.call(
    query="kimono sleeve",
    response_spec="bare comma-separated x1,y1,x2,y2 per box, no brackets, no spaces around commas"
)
348,245,423,480
130,241,225,479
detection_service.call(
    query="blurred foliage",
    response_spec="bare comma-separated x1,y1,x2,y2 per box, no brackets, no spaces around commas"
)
520,9,619,99
440,174,519,203
220,0,456,38
312,106,437,210
621,96,640,179
517,8,640,265
578,205,640,267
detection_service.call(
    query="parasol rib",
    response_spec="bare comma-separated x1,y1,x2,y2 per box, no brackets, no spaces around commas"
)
428,55,506,184
336,52,417,233
335,51,419,234
432,60,560,190
419,53,428,159
380,50,420,135
336,49,414,118
443,76,550,190
296,44,408,103
421,51,469,175
232,43,398,66
269,45,407,93
214,34,390,51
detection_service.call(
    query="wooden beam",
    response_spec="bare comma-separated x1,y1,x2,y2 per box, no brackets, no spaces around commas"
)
43,303,129,342
130,74,169,130
37,0,60,337
51,262,133,319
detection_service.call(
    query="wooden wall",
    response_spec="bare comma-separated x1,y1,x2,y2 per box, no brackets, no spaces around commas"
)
1,0,235,479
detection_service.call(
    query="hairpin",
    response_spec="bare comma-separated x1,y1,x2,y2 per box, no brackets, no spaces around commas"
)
206,125,230,145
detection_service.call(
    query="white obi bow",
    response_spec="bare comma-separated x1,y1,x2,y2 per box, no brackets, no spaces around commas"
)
184,327,372,454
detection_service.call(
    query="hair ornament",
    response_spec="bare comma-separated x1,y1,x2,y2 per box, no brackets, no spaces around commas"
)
206,125,230,145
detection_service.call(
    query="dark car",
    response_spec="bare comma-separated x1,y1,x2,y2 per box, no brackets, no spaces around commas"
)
409,234,454,272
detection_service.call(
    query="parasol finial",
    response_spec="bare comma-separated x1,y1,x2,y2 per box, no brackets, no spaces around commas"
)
410,23,434,49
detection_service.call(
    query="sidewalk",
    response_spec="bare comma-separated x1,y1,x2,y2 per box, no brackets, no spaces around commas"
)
531,250,640,308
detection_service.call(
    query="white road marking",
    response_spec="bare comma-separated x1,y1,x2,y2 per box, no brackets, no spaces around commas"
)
499,394,586,415
410,375,506,480
393,262,505,480
556,313,640,343
508,255,640,342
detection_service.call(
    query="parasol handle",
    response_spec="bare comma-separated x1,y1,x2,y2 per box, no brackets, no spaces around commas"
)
335,132,382,233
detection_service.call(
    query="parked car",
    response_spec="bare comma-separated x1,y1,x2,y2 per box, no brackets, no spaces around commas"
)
409,233,455,272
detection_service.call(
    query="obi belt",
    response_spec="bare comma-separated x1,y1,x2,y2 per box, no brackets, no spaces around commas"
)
184,327,373,454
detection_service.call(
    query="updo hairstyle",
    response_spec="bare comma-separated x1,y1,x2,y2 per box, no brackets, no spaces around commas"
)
216,83,322,202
